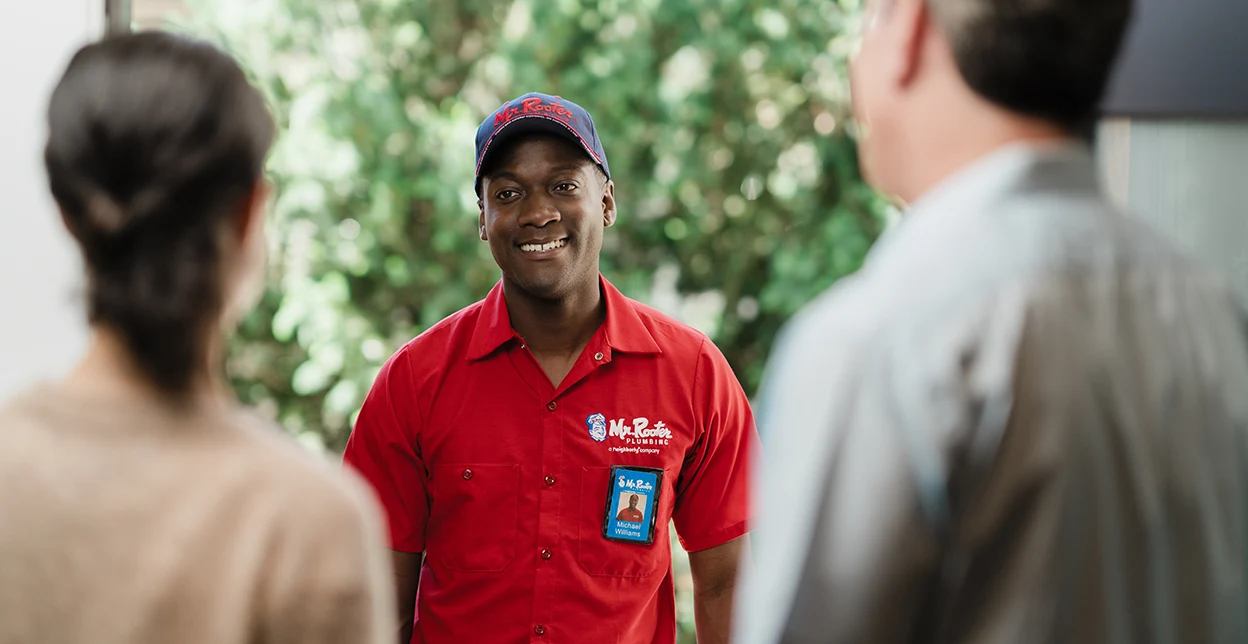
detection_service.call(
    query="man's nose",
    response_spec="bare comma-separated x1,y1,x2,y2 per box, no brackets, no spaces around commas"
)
518,192,560,228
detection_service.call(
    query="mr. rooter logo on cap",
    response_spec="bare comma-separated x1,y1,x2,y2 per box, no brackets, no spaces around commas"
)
474,92,611,192
492,96,580,128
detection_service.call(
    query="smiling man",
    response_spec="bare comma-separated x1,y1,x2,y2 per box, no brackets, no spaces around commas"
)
344,93,758,644
617,494,645,523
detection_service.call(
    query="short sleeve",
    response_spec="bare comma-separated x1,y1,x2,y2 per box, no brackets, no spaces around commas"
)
343,349,429,553
671,337,760,552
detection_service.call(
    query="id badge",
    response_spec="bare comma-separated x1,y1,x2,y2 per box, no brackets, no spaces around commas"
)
602,465,663,545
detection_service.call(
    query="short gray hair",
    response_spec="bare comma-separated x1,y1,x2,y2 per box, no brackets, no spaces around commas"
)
928,0,1133,128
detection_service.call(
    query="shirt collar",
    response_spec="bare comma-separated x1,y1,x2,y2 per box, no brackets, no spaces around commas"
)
466,275,662,361
865,140,1098,270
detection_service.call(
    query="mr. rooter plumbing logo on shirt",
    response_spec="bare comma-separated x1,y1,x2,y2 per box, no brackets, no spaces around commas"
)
585,413,674,454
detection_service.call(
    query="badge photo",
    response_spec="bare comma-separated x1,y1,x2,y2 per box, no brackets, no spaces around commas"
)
601,465,663,545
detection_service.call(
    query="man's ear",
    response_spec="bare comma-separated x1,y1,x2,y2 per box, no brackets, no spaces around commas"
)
893,0,930,89
602,179,617,228
477,200,488,241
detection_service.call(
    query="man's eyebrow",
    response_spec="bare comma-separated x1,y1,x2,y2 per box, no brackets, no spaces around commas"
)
487,171,519,182
486,164,593,183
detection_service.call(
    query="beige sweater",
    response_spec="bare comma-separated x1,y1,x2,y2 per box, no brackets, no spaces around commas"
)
0,384,393,644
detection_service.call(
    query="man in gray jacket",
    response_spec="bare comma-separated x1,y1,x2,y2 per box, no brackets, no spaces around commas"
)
734,0,1248,643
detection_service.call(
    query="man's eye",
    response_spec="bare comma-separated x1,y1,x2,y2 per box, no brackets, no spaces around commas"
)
555,183,576,192
496,189,518,201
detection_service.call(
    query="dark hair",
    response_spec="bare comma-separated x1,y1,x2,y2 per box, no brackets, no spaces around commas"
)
44,31,275,397
929,0,1133,130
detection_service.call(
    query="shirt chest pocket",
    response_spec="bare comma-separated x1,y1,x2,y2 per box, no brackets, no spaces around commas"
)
576,466,671,578
427,464,520,572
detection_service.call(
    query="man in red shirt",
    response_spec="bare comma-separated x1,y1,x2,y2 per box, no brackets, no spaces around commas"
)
617,494,645,523
344,92,758,644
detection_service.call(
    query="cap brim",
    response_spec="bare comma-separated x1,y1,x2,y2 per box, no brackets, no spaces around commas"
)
476,115,604,180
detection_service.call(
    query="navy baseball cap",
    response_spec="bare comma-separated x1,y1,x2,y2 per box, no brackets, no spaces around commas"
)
474,92,610,194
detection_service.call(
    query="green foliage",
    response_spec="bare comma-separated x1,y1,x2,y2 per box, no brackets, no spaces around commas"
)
174,0,883,454
177,0,883,451
164,0,881,639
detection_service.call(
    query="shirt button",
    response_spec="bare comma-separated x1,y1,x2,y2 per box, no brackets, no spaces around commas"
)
547,401,557,411
594,351,604,361
544,475,556,486
534,625,547,636
541,548,552,560
461,469,473,481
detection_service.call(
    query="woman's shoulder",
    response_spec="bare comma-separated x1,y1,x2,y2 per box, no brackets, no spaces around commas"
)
1,383,380,536
221,411,383,533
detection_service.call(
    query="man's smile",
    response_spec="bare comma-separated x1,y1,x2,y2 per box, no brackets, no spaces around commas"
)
518,236,569,254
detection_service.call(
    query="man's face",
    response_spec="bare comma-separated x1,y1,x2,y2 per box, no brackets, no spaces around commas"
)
629,494,639,509
478,135,616,302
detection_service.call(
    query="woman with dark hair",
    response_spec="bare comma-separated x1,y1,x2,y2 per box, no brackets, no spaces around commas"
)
0,32,392,644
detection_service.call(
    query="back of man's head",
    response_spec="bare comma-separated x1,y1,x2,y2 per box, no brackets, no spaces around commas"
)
932,0,1132,130
850,0,1133,202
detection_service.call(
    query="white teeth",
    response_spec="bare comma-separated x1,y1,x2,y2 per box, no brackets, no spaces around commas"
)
520,239,567,253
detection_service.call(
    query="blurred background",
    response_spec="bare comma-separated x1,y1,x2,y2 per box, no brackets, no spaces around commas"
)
139,0,887,453
4,0,1246,641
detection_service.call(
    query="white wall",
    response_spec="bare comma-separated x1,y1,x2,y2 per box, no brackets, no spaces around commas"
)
1099,119,1248,307
1124,121,1248,306
0,0,103,401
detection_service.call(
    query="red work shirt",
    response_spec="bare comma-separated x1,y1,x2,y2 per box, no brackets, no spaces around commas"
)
344,276,757,644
